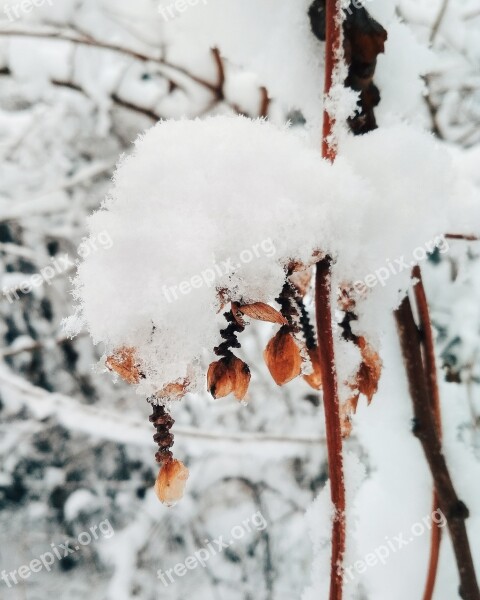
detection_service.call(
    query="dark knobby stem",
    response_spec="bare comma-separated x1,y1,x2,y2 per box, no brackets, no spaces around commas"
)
412,266,443,600
395,295,480,600
315,257,346,600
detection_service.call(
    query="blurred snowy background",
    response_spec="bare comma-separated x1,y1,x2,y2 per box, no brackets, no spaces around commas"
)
0,0,479,599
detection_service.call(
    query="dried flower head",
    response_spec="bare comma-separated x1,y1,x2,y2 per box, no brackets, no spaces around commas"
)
207,355,251,400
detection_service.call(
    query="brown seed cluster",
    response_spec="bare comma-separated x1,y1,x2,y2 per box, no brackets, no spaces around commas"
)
149,402,175,464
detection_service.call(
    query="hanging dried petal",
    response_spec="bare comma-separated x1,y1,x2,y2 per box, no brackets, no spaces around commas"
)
154,459,189,506
303,347,323,390
106,347,142,384
340,399,355,438
157,379,189,400
231,302,246,327
207,355,251,400
289,269,313,297
264,326,302,386
356,336,382,403
238,302,287,325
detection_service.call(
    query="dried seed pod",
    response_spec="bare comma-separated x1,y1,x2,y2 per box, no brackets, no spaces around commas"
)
303,347,323,390
237,302,287,325
149,403,175,464
264,326,302,386
207,355,251,400
106,347,142,384
154,459,189,506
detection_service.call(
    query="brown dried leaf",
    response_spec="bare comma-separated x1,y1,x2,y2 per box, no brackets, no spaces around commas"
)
231,302,246,327
303,347,323,390
239,302,287,325
289,269,313,297
106,347,141,384
264,327,302,386
154,459,189,506
207,355,251,401
157,379,189,400
356,336,382,403
340,399,356,439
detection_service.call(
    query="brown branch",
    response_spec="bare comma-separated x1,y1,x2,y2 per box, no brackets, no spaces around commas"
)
0,27,218,94
259,86,270,118
316,3,346,599
395,294,480,600
412,266,443,600
211,47,225,101
445,234,480,241
315,258,346,600
0,27,272,117
322,0,343,161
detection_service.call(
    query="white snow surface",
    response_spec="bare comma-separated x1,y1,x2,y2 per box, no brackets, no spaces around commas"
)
66,116,478,395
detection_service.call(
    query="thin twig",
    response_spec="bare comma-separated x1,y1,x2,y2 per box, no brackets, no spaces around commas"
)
395,295,480,600
445,234,480,241
412,266,443,600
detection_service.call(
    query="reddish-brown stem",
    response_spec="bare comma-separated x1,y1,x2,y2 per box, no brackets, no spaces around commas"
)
395,295,480,600
318,3,346,598
315,258,346,600
445,234,480,241
322,0,342,161
412,266,443,600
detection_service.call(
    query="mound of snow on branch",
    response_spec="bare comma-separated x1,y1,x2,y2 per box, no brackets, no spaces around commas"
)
65,116,477,395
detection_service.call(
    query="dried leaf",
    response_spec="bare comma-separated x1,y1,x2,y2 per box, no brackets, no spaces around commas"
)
154,459,189,506
157,379,189,400
106,347,141,384
340,399,356,438
289,269,313,297
207,355,251,400
238,302,287,325
303,347,323,390
231,302,246,327
264,327,302,386
356,336,382,403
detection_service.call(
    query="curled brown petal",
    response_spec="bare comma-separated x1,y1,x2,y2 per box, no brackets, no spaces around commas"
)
238,302,287,325
303,347,323,390
264,326,302,386
106,347,142,384
154,459,189,506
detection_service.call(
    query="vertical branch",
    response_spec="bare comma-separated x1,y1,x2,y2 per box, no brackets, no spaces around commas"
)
412,266,443,600
395,295,480,600
317,3,346,599
315,258,346,600
322,0,343,161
